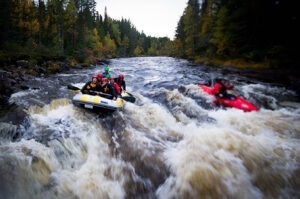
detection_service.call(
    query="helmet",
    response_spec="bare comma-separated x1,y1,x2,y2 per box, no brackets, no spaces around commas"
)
92,75,98,80
102,78,108,82
119,74,124,79
106,74,111,79
97,73,103,78
104,67,109,72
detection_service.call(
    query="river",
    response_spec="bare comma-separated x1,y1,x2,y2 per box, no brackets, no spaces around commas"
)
1,57,300,199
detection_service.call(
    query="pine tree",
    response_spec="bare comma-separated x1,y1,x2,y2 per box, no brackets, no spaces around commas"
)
64,0,78,52
178,0,201,59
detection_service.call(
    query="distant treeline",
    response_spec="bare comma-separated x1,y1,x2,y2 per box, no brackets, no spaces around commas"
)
0,0,173,65
174,0,299,68
1,0,298,69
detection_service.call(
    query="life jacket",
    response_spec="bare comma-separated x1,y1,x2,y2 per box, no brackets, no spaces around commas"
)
81,81,99,95
100,83,116,99
213,82,233,98
86,82,97,90
102,72,110,78
212,82,223,95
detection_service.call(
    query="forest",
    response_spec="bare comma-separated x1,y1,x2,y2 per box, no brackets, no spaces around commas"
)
0,0,173,69
0,0,298,70
174,0,298,69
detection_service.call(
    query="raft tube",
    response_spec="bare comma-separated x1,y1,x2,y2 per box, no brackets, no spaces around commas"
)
72,93,125,111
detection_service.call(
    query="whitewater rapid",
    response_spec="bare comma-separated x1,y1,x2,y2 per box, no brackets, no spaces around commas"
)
1,57,299,199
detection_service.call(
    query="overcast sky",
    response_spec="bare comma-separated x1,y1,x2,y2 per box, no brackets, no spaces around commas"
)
95,0,188,39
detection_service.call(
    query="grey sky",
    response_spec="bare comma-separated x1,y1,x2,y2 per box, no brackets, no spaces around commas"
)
95,0,188,39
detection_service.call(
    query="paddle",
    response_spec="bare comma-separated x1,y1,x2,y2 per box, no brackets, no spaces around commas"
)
67,84,136,103
121,92,136,103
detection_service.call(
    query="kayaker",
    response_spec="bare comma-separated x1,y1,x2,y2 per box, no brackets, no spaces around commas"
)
115,74,126,93
99,78,117,100
212,78,234,99
81,75,100,95
102,67,110,78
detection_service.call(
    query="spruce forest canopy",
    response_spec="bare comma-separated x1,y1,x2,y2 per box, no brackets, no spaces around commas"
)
0,0,298,69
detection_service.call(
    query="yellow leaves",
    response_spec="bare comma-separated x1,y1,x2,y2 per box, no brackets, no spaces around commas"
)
92,28,103,50
102,34,116,57
133,46,144,56
15,0,39,38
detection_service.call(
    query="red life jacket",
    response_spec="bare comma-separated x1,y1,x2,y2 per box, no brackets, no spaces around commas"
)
113,82,121,95
212,82,222,95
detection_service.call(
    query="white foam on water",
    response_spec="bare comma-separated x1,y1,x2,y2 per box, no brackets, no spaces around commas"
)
155,106,300,198
2,57,300,198
9,89,40,105
1,99,132,198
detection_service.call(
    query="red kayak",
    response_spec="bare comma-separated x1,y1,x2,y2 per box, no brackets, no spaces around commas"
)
199,85,259,112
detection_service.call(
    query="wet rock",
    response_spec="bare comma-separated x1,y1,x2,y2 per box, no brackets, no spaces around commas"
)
16,60,29,68
34,65,46,74
0,68,37,108
0,70,14,109
0,105,29,141
0,105,28,126
0,122,18,140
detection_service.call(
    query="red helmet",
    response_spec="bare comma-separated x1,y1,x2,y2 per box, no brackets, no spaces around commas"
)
92,75,97,80
97,73,103,78
102,78,108,82
119,74,124,79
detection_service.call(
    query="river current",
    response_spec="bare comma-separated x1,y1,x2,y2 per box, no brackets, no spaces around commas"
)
1,57,300,199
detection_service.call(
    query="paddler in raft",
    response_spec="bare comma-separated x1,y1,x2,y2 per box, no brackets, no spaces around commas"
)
81,75,117,100
81,75,101,94
98,77,117,100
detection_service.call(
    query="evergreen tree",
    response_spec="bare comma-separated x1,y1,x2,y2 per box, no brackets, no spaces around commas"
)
109,20,121,46
0,0,18,47
183,0,201,59
37,0,47,47
0,0,173,65
64,0,78,52
174,16,185,57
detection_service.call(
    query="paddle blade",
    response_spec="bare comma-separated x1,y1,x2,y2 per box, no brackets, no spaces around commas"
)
121,92,136,103
122,96,136,103
67,84,81,91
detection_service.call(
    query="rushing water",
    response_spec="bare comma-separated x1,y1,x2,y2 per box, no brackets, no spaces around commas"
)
1,57,300,199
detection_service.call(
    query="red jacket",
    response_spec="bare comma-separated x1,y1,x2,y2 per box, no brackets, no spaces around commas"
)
212,82,233,95
112,82,121,95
